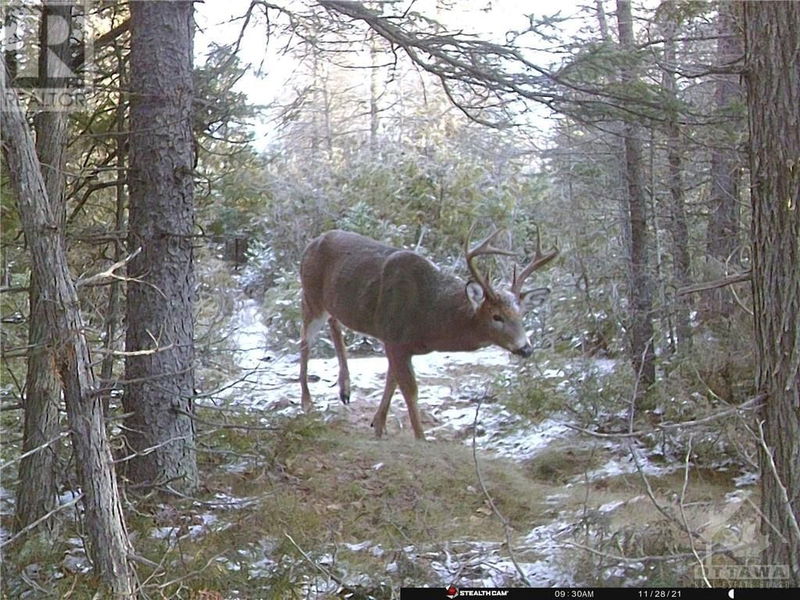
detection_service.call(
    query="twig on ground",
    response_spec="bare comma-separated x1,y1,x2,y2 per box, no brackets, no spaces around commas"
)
284,531,345,587
679,435,710,587
472,392,531,586
562,394,765,439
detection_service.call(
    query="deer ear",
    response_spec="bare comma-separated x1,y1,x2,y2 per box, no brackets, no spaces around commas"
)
465,281,485,310
519,287,550,313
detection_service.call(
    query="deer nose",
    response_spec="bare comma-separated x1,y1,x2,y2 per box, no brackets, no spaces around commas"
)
513,343,533,358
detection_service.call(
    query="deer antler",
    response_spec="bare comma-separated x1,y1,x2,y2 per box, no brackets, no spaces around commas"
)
464,226,516,299
511,224,559,297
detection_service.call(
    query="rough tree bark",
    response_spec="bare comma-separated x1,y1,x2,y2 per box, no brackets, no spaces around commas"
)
14,0,68,534
743,1,800,585
706,2,744,319
707,2,743,264
123,0,198,493
660,0,692,352
1,63,135,598
616,0,656,390
99,39,129,411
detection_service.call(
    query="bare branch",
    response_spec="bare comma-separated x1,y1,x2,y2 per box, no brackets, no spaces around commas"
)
0,431,71,472
562,393,765,439
0,492,84,550
677,270,751,297
76,247,141,287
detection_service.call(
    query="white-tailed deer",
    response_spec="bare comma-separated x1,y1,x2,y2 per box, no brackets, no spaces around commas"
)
299,227,558,440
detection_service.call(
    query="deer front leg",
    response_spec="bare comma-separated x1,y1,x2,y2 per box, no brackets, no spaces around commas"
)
328,318,350,404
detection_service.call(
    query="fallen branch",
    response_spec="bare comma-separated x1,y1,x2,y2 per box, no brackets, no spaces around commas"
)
679,435,711,587
174,407,278,432
563,540,748,564
284,531,344,587
563,394,765,439
472,392,531,586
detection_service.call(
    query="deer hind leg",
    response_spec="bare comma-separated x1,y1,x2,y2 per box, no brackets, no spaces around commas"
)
371,369,397,439
374,347,425,440
328,318,350,404
300,301,327,412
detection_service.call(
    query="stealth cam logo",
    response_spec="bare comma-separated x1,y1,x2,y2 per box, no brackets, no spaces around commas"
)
1,1,92,110
446,585,458,599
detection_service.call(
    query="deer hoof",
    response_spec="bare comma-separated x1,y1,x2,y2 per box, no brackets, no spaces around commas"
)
340,392,350,405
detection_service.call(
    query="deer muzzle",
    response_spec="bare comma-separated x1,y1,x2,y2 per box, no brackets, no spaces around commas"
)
512,343,533,358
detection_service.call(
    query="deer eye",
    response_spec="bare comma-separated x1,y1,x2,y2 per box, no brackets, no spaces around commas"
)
493,314,504,323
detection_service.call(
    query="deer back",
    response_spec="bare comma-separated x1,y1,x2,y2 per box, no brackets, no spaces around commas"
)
301,230,469,346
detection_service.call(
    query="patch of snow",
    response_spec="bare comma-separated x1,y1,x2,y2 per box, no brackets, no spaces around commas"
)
58,489,81,505
588,359,617,375
522,520,577,585
150,514,218,542
230,299,270,371
481,417,572,461
539,367,567,379
0,485,12,545
201,492,258,510
724,489,752,503
733,471,759,487
579,444,677,482
417,535,576,587
342,540,372,552
598,499,626,513
151,526,178,540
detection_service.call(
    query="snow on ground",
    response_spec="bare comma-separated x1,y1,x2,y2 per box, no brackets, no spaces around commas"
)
197,299,750,587
216,300,576,455
0,484,12,546
214,299,682,482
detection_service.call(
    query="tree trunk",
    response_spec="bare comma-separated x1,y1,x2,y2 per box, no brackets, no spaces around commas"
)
706,2,744,318
743,1,800,585
100,40,129,412
616,0,656,390
369,34,380,151
660,1,692,351
1,62,135,598
707,2,743,263
124,0,198,493
14,0,69,535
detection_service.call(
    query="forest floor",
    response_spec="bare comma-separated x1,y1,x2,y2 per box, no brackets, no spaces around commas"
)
0,299,764,598
171,300,761,596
